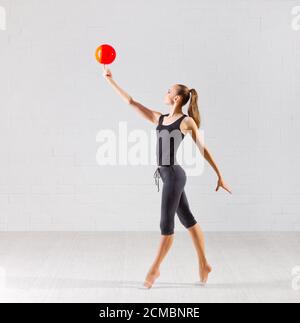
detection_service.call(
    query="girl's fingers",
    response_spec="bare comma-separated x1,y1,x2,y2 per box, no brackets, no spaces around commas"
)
215,181,232,194
224,186,232,194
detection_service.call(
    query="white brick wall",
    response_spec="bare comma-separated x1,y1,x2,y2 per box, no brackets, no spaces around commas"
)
0,0,300,231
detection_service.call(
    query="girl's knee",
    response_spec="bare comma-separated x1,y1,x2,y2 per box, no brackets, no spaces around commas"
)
185,220,198,230
179,214,197,229
160,221,174,235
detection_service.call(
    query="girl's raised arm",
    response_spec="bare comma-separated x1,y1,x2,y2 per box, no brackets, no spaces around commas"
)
103,66,162,125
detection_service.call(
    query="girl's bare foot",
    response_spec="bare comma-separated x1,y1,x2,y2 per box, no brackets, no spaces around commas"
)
199,263,212,285
143,268,160,289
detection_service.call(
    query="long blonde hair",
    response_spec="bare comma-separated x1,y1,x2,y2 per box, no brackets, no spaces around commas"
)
175,85,201,128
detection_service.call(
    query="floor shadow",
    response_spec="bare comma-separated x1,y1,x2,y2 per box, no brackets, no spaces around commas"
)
4,276,290,291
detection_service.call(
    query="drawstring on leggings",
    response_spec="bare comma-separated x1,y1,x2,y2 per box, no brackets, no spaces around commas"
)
153,167,161,192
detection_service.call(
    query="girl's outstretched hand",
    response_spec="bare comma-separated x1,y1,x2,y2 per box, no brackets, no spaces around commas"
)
216,177,232,194
103,65,113,80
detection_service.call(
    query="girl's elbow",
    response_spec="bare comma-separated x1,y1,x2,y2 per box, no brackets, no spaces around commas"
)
127,96,134,105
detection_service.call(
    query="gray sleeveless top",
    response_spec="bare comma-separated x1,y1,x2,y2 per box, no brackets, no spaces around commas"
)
156,114,187,166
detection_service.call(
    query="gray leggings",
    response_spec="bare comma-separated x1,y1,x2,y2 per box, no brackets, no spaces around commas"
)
157,165,197,235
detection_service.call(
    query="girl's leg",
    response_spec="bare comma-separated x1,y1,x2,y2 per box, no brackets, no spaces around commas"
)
143,167,182,288
176,189,212,284
187,223,212,284
143,234,174,288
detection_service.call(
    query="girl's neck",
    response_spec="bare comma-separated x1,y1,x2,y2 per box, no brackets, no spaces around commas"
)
168,106,183,117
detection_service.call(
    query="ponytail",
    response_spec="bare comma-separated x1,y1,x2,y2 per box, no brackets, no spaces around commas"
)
175,85,201,128
188,89,201,129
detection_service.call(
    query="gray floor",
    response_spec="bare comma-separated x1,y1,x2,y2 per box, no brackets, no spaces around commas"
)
0,232,299,303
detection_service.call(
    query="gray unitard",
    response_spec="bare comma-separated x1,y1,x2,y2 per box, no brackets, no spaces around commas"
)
154,114,197,235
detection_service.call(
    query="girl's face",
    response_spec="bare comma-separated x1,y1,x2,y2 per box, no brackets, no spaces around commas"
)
164,86,177,105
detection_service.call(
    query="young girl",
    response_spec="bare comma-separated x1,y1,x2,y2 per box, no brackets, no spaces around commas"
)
103,66,232,289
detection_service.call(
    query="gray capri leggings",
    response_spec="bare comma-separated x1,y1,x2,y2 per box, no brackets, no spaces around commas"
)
157,165,197,235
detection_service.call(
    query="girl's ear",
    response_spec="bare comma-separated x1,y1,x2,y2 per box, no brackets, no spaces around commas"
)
174,95,181,103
